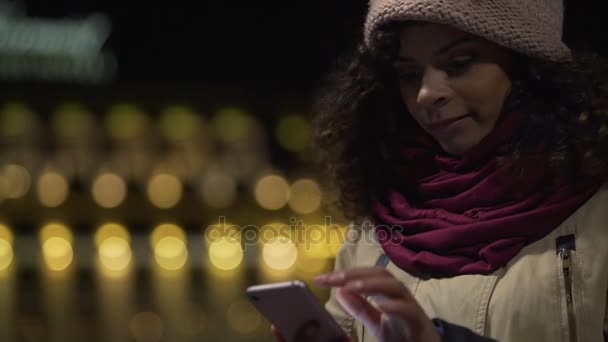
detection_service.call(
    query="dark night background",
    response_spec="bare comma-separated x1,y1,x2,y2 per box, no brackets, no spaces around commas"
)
19,0,608,88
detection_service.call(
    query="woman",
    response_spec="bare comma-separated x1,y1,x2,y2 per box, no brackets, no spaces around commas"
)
308,0,608,341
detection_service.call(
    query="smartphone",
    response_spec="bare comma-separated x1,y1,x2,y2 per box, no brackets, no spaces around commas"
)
246,280,347,341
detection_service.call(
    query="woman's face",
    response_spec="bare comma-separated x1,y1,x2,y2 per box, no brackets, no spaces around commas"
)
396,23,514,155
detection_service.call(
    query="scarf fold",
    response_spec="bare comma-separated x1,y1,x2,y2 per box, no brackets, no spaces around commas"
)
373,111,601,277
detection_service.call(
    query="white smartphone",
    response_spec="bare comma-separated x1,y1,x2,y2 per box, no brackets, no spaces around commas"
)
246,280,348,341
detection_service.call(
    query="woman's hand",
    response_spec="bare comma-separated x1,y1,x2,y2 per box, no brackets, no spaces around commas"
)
314,267,441,342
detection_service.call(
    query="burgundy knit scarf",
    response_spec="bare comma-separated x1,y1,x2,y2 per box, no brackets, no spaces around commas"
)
373,111,601,277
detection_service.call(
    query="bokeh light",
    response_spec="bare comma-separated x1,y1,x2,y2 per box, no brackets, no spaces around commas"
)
0,224,13,244
0,239,13,272
0,224,14,272
208,236,243,271
328,225,348,256
40,223,73,272
254,174,290,210
205,220,241,243
40,223,73,243
96,223,132,275
147,173,183,209
211,107,254,143
301,226,333,259
258,222,292,244
274,114,311,152
151,224,188,271
296,225,334,274
154,237,187,271
95,223,130,247
151,223,186,246
227,300,261,334
158,105,201,141
36,171,69,207
262,236,298,271
105,104,147,140
200,171,237,209
130,311,164,342
51,103,95,139
98,237,132,272
296,256,329,274
92,173,127,208
0,164,31,199
287,178,322,214
0,102,38,137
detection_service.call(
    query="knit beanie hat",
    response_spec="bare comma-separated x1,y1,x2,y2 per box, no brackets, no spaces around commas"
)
364,0,572,62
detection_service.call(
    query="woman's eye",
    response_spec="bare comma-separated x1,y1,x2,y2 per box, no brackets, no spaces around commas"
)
446,56,474,71
397,70,422,82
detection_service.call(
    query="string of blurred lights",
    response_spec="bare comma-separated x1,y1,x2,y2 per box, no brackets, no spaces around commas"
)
0,213,349,341
0,102,326,211
0,220,346,341
0,221,346,272
0,99,346,342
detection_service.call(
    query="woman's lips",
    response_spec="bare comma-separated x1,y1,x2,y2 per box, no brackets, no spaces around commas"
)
428,113,472,134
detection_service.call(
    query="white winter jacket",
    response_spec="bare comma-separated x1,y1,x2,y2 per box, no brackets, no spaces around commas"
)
326,184,608,342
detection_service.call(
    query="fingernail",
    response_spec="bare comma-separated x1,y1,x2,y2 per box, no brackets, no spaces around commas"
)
329,272,345,282
346,280,363,290
313,274,327,282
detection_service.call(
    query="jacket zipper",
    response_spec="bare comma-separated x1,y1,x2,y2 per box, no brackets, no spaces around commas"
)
557,234,577,342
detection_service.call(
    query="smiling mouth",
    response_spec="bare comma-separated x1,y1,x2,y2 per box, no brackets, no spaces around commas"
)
428,113,473,130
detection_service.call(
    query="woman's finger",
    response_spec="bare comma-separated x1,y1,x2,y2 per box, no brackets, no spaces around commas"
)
375,301,442,342
335,287,382,336
314,267,394,287
375,300,425,326
379,311,414,342
337,288,425,342
343,277,414,301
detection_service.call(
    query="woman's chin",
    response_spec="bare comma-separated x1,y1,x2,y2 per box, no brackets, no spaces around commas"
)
429,121,490,157
438,138,478,156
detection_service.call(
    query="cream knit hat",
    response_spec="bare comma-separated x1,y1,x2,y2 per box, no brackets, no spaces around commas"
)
364,0,572,62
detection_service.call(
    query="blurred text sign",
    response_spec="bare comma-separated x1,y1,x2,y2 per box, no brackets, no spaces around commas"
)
0,12,116,83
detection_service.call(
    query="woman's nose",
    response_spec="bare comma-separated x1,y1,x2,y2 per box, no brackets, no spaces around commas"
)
416,67,451,109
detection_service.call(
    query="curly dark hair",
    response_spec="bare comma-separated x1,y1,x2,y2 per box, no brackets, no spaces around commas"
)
312,24,608,223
